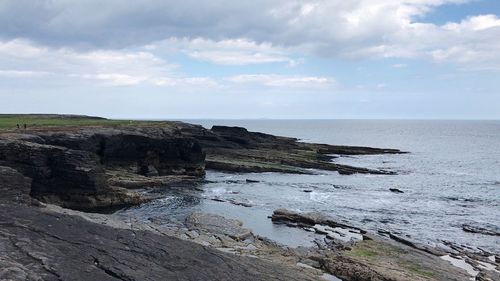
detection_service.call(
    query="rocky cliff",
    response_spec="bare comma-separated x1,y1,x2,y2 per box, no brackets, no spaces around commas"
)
0,126,206,210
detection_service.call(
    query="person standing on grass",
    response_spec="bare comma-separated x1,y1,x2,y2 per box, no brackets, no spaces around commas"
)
23,124,26,129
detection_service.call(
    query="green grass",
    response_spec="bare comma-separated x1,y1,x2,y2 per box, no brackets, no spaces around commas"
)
0,115,163,130
347,240,436,279
398,261,436,278
347,245,378,259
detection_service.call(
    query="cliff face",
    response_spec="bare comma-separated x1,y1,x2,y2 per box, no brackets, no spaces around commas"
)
37,128,205,177
0,127,206,209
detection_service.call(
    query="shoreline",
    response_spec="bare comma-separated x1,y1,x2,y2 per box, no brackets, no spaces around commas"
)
0,115,498,280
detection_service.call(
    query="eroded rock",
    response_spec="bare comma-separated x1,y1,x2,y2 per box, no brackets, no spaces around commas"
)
186,212,252,241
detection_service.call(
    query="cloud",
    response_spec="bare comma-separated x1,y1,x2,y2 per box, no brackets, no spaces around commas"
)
226,74,334,87
0,69,52,78
0,0,499,70
180,38,296,66
145,37,297,66
0,39,219,87
443,14,500,31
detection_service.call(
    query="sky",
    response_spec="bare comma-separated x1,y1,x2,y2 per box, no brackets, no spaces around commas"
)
0,0,499,119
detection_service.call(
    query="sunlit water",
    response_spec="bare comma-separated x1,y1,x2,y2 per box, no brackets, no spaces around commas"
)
116,120,500,253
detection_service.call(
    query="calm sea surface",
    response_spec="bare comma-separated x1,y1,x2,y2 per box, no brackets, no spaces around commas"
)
116,120,500,253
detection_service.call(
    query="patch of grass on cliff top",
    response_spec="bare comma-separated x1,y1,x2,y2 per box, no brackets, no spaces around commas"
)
0,115,163,129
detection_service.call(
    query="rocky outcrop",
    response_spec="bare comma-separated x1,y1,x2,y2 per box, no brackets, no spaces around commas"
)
0,203,318,281
0,126,206,210
270,209,475,281
271,208,366,234
0,138,144,209
0,139,106,194
178,124,404,175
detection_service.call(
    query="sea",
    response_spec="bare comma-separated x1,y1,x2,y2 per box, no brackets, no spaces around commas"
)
115,120,500,254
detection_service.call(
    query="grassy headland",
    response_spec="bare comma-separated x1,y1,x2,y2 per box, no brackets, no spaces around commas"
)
0,114,161,130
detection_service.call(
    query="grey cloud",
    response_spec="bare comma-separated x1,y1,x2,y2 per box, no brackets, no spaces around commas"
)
1,0,499,69
0,0,287,49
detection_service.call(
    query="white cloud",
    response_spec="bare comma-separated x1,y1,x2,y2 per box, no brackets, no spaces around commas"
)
0,39,219,87
185,38,290,65
150,38,297,66
443,14,500,31
0,69,52,78
226,74,334,87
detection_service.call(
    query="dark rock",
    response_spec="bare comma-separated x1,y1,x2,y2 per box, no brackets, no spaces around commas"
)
462,223,500,236
188,125,404,175
245,179,260,183
39,128,205,177
0,126,206,209
0,139,110,205
0,166,32,203
271,208,366,234
383,231,448,256
0,203,316,281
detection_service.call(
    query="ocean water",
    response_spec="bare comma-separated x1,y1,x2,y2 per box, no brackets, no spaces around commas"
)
116,120,500,253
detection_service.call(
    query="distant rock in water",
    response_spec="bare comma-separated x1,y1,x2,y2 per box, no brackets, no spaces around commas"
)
389,188,404,193
462,223,500,236
246,179,260,183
